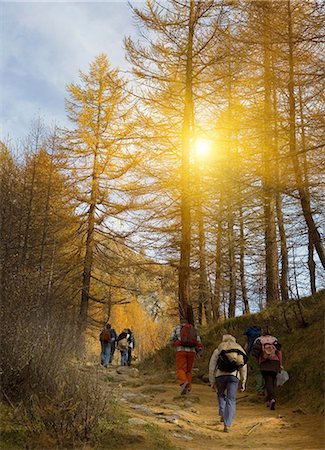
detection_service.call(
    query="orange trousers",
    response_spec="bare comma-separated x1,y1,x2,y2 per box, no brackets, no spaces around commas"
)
175,351,196,391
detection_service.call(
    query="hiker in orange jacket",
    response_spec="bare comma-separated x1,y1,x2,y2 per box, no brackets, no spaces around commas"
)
170,306,203,395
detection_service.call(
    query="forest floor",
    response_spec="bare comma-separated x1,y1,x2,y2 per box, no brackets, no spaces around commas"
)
94,363,325,450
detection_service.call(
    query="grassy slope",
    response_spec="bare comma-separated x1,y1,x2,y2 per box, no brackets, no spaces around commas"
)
142,291,325,413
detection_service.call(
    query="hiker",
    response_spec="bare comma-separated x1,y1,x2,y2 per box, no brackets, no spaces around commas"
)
251,333,283,410
170,305,203,395
243,326,264,395
209,334,247,433
126,328,135,366
117,328,131,366
109,326,117,364
99,322,112,368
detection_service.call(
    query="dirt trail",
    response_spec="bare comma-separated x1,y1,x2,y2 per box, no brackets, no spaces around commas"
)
99,365,324,450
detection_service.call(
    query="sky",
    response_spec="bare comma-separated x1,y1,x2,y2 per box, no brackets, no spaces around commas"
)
0,1,141,144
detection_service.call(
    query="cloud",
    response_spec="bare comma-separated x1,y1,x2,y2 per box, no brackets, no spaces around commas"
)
0,1,138,142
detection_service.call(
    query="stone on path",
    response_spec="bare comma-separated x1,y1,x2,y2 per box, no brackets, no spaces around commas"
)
128,418,148,425
141,385,167,394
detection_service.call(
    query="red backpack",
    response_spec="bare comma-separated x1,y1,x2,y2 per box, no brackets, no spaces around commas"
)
100,328,111,342
180,323,198,348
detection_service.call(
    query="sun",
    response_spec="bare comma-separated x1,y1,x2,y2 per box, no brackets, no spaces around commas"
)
194,138,212,160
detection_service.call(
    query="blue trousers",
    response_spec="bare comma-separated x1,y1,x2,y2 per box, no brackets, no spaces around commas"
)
120,349,128,366
100,342,111,367
215,375,239,427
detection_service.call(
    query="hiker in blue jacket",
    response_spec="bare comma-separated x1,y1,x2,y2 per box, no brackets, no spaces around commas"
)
243,326,264,395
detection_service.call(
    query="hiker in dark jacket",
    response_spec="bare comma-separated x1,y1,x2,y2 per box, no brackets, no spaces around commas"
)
252,333,283,410
243,326,264,394
126,328,135,366
99,323,112,368
109,327,117,364
209,334,247,433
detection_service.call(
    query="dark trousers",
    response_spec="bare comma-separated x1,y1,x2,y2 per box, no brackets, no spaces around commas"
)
261,370,277,401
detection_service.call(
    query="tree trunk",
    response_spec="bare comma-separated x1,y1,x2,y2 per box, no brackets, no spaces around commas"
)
287,0,325,270
262,1,279,304
239,204,249,314
272,58,289,302
298,79,317,294
178,0,194,321
212,193,223,320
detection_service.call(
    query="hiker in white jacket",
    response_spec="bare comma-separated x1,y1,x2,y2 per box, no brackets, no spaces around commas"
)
209,334,247,433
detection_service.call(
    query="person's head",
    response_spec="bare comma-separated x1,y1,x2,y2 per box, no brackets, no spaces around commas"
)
186,304,195,326
106,323,111,329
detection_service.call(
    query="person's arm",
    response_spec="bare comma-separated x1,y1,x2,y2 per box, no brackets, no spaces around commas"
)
239,364,247,391
170,327,178,344
195,334,203,353
208,349,219,387
277,350,283,369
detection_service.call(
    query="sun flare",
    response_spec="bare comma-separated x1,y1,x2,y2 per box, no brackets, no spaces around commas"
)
194,138,212,159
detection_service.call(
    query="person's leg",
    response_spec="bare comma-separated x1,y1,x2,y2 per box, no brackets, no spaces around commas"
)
223,376,239,428
249,356,264,393
261,371,276,402
215,376,228,420
127,347,132,366
175,351,188,390
109,346,115,364
100,342,105,365
185,352,196,392
103,343,111,368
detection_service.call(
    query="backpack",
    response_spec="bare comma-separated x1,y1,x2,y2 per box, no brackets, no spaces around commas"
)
244,326,262,354
217,349,248,372
180,323,198,348
118,338,128,350
259,335,278,361
100,328,111,342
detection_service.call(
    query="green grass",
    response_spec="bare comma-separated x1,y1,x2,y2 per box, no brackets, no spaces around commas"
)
143,424,177,450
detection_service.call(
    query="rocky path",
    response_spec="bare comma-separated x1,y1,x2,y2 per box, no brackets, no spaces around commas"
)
96,364,324,450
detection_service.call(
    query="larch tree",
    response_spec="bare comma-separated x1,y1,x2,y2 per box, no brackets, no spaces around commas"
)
64,54,135,340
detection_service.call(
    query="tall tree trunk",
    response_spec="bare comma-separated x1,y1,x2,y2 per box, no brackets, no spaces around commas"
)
212,193,223,321
287,0,325,270
272,58,289,302
298,79,317,294
179,0,194,321
227,206,236,317
80,136,100,328
226,64,236,318
198,199,211,324
239,204,250,314
39,134,56,277
262,1,279,304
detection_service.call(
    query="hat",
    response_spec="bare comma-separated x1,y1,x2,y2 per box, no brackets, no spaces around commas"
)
222,334,236,343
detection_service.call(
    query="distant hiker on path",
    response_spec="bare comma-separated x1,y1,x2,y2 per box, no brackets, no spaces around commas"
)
126,328,136,366
243,325,264,395
209,334,248,433
99,322,112,368
109,326,117,364
170,306,203,395
251,333,283,410
117,328,132,366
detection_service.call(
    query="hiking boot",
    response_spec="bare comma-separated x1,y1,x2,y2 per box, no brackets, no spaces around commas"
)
270,399,276,410
220,416,224,423
224,425,230,433
180,381,189,395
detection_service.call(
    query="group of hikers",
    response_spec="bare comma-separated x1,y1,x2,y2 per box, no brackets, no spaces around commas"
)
99,323,135,368
100,311,286,434
169,306,285,433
